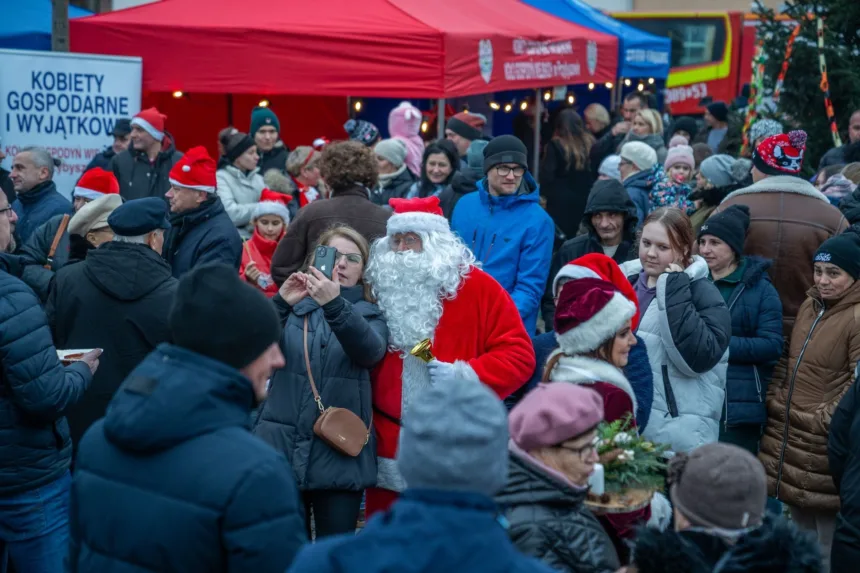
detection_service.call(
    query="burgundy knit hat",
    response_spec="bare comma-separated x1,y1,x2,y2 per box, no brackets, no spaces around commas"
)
752,130,807,176
554,278,636,355
509,383,604,450
447,112,487,141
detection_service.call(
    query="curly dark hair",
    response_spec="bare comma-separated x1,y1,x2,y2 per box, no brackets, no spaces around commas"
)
320,140,378,192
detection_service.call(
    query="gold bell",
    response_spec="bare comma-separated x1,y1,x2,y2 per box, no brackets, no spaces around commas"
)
410,339,434,363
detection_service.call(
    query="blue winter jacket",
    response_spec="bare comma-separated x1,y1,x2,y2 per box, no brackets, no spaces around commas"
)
70,344,306,573
163,196,243,278
623,170,653,229
451,173,554,334
0,255,92,495
11,181,72,243
287,489,556,573
715,257,784,427
518,332,655,432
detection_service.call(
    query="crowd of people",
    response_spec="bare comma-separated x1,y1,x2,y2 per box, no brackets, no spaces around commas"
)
1,92,860,573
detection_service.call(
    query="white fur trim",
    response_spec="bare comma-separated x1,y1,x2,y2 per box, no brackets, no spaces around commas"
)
648,491,672,530
450,360,480,383
252,201,290,223
555,292,635,354
73,187,105,201
130,116,163,141
168,177,216,193
547,353,637,418
376,456,406,492
620,255,709,283
721,175,830,204
552,264,600,298
387,212,450,236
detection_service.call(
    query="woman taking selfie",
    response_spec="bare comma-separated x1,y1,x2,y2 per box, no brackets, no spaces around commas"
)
620,207,731,456
253,226,388,539
759,230,860,568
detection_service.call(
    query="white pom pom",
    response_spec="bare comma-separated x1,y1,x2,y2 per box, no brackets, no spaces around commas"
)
182,165,191,172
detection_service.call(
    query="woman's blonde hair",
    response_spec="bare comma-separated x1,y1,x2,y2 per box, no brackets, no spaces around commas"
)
635,109,664,136
842,162,860,185
304,225,373,301
286,146,321,178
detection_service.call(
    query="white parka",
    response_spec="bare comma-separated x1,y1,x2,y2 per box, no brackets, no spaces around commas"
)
216,165,265,239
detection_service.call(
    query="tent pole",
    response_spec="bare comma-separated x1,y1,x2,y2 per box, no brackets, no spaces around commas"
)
533,88,541,182
437,98,446,139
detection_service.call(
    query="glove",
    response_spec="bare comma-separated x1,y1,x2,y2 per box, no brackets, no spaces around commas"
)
426,360,456,384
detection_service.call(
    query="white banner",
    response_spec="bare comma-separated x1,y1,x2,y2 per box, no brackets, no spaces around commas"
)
0,49,142,198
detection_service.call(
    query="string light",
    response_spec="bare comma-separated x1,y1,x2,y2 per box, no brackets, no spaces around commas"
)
172,91,184,99
567,94,575,105
420,121,428,134
605,82,614,89
543,91,551,101
520,101,528,111
624,79,631,87
637,83,645,92
588,83,595,91
648,78,655,85
489,102,501,111
258,99,270,108
353,100,363,112
503,103,513,113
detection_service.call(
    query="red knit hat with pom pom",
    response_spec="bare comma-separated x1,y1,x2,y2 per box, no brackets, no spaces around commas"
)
753,130,807,176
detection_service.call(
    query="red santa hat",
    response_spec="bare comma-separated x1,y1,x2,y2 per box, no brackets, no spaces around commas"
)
553,253,641,330
387,196,450,236
554,278,636,355
73,167,120,201
169,146,216,193
131,107,167,141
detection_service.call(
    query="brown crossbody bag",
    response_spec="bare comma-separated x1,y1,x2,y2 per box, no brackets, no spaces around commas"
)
303,316,370,457
44,214,70,269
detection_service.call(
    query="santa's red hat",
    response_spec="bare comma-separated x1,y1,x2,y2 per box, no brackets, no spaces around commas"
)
554,278,636,355
260,187,292,206
553,253,641,330
131,107,167,141
169,146,216,193
387,196,450,236
73,167,120,201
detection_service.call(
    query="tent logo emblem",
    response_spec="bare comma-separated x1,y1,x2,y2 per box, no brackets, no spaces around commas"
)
479,39,493,84
587,41,598,76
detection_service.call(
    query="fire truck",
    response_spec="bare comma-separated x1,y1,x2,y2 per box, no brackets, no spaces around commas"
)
613,12,760,116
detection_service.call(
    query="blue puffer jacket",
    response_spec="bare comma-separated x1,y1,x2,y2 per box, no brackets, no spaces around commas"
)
0,256,92,495
70,344,306,573
11,181,72,243
717,257,784,428
163,196,243,278
287,489,555,573
451,173,554,334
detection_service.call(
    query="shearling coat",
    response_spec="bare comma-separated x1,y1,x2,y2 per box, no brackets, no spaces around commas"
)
759,281,860,511
621,257,731,455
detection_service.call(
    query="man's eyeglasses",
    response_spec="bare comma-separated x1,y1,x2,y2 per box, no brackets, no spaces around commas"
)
390,235,420,249
0,207,13,219
335,251,363,265
495,165,526,178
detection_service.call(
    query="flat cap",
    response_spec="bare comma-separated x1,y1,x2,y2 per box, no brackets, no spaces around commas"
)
107,197,170,236
68,194,123,237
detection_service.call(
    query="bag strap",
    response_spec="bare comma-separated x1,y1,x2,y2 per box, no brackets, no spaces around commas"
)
303,316,325,413
44,214,70,269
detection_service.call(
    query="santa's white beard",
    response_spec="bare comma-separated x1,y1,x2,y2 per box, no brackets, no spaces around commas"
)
366,235,473,352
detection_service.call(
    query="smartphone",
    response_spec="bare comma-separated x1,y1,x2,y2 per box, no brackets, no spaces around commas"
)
313,245,337,280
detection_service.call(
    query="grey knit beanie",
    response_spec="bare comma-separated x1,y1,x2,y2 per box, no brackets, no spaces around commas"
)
749,119,784,146
668,443,767,532
699,154,737,188
398,373,509,496
374,139,407,168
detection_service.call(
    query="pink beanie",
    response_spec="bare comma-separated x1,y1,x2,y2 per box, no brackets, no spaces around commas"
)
669,134,690,148
509,383,604,450
664,144,695,170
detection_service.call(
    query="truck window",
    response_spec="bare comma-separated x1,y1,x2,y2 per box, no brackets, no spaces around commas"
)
622,18,727,68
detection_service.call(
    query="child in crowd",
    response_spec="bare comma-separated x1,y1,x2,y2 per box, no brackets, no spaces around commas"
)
649,145,695,214
240,201,290,296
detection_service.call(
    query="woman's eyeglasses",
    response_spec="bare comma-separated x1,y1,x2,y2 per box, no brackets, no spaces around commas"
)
335,251,363,265
558,442,598,461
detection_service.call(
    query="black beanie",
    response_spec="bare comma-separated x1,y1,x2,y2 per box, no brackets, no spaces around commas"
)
483,135,528,173
697,204,750,257
671,116,699,140
225,133,255,164
707,102,729,123
814,230,860,280
169,263,281,370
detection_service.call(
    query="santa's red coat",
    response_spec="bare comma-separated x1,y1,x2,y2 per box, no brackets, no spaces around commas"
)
371,267,535,462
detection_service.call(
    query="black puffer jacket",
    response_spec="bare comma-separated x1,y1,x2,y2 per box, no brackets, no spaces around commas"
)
370,167,416,207
632,516,821,573
110,134,183,201
496,451,620,573
163,196,243,278
829,370,860,572
541,181,638,325
439,170,481,221
46,242,177,450
254,287,387,490
540,139,596,240
0,255,92,495
258,142,290,177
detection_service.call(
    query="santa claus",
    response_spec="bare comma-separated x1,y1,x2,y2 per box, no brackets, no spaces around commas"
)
364,195,535,516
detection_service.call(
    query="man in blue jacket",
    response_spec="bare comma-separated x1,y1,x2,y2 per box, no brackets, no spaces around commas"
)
9,146,72,243
0,188,97,572
451,135,554,334
70,263,306,572
287,374,555,573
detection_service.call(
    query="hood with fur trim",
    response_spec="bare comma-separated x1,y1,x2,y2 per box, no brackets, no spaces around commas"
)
721,175,829,205
546,353,637,418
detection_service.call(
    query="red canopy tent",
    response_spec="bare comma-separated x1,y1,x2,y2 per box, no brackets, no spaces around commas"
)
70,0,617,156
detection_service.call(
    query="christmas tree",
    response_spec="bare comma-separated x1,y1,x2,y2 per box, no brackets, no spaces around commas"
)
754,0,860,172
